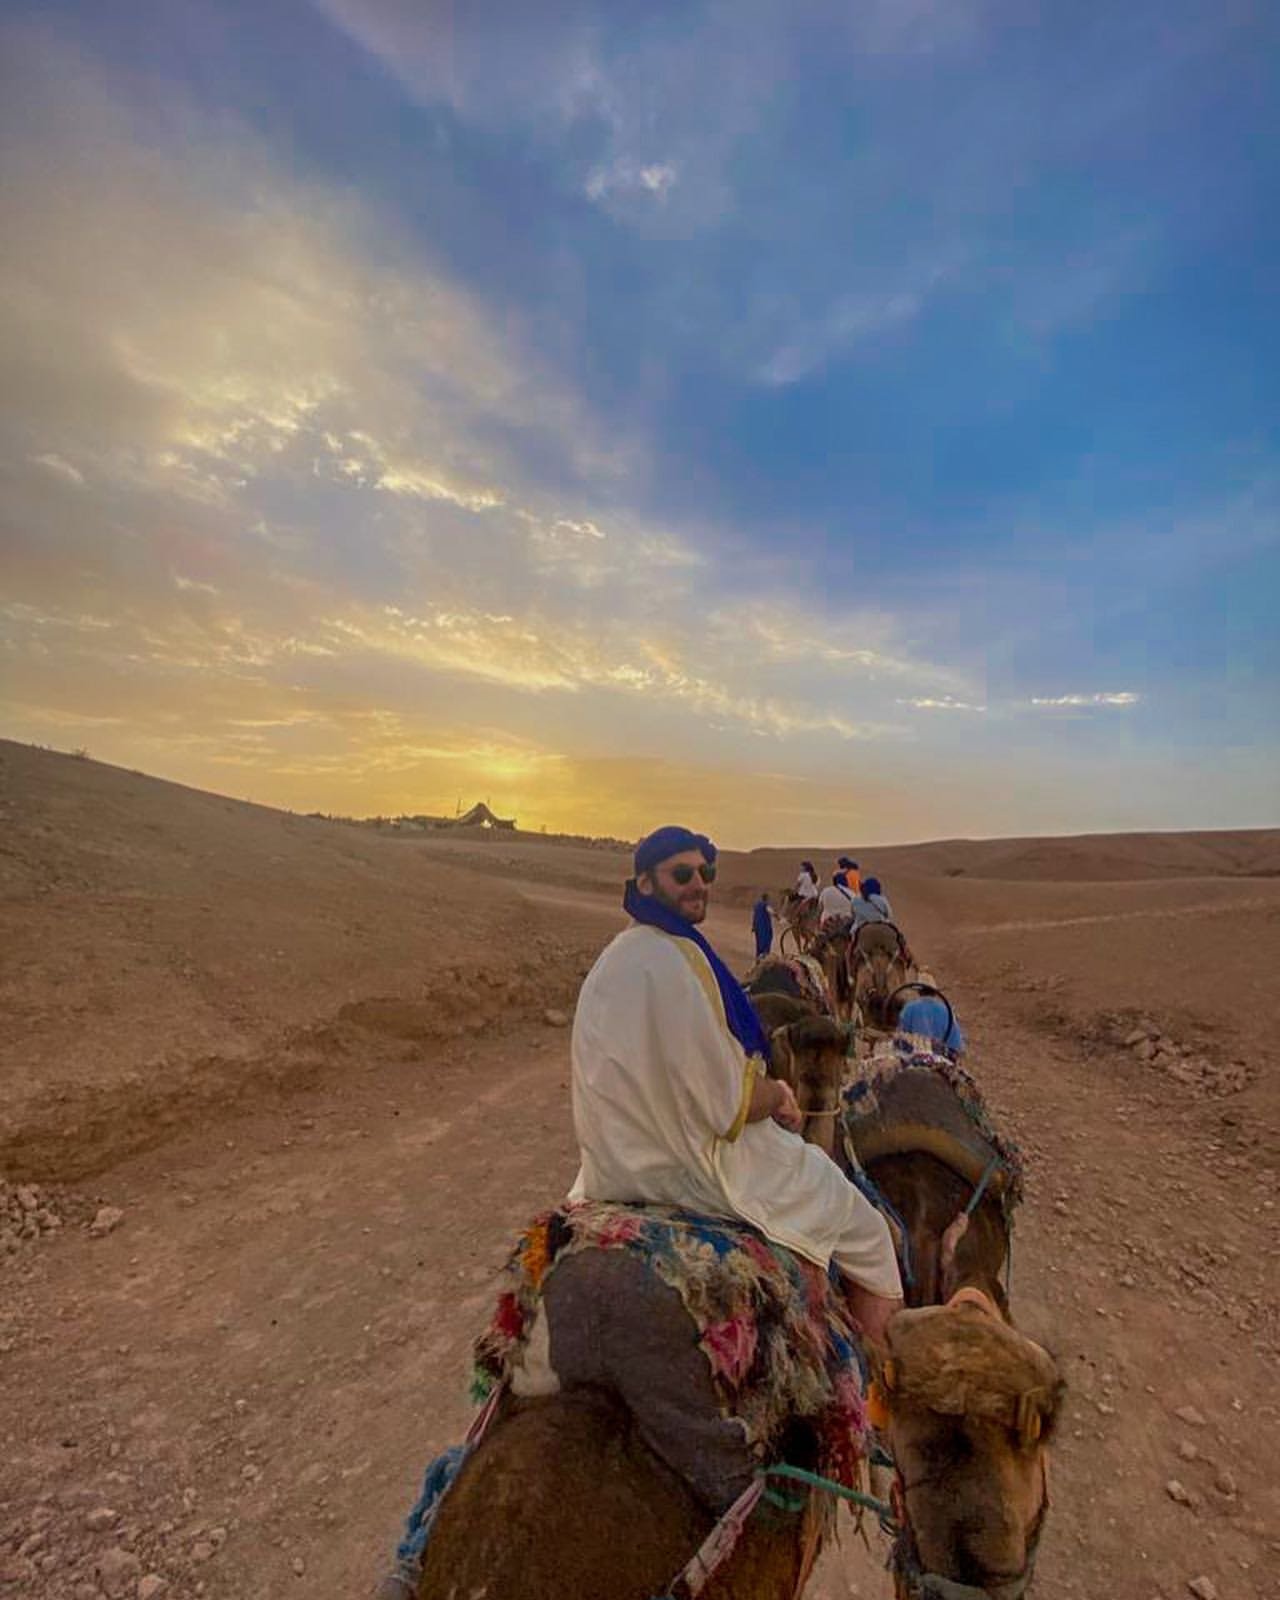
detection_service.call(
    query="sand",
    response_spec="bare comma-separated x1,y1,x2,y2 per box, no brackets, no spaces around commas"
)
0,739,1276,1599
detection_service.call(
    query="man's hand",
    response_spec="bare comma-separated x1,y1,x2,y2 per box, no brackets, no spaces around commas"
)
770,1079,803,1133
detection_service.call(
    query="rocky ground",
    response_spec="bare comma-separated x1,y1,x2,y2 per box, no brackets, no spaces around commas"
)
1,744,1277,1599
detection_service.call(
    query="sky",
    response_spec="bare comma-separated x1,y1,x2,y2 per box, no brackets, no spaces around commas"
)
1,0,1278,848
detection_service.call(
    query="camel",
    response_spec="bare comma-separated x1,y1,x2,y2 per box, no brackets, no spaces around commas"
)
758,1033,1064,1596
777,892,819,956
412,1285,1059,1600
849,922,913,1031
810,923,857,1022
766,1013,854,1161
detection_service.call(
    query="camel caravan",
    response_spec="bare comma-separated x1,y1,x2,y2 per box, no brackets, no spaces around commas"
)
376,834,1063,1600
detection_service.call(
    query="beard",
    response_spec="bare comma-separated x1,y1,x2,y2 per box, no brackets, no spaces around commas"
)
650,880,709,924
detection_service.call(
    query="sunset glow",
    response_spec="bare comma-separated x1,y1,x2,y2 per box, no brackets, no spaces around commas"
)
3,4,1277,845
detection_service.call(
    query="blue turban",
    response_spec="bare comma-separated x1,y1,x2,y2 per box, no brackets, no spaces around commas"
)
862,876,882,897
625,825,768,1063
634,825,717,877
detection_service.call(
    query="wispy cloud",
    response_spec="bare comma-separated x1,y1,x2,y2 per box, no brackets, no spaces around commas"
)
1029,692,1141,708
900,696,988,712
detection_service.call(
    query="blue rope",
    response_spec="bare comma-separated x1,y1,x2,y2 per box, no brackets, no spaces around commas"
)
962,1155,1002,1218
760,1463,894,1523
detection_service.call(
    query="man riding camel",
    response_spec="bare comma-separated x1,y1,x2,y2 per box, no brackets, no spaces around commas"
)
572,826,902,1341
897,971,967,1056
818,873,856,926
374,827,903,1594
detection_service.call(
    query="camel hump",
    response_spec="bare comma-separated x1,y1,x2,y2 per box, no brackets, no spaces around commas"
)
472,1201,872,1500
844,1058,1023,1206
854,921,901,958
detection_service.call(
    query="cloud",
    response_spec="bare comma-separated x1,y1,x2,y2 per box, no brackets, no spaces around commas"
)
1029,692,1141,708
900,696,988,712
585,159,679,204
31,452,85,486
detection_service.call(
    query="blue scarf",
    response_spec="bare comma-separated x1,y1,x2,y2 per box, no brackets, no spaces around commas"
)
623,879,771,1063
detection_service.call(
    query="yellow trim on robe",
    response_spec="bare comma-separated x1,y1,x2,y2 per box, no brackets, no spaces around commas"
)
668,935,760,1144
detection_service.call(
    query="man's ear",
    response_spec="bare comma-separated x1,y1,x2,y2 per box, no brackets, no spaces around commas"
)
636,871,655,895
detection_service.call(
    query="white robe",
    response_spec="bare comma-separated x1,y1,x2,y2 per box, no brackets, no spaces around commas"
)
568,924,901,1297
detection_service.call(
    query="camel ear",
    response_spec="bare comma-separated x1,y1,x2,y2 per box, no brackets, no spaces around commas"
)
1015,1390,1044,1449
769,1024,796,1087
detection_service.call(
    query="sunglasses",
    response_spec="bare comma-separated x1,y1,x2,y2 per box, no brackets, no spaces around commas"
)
665,861,717,885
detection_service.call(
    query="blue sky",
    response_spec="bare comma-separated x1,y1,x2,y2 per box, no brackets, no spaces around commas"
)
1,0,1277,844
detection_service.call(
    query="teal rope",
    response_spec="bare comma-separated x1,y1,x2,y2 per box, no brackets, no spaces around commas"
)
759,1463,893,1521
963,1154,1002,1217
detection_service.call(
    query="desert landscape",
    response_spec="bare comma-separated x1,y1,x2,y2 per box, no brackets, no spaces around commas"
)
1,739,1277,1600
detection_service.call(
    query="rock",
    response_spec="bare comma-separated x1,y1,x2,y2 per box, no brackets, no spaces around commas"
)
1165,1479,1198,1508
1186,1580,1218,1600
1123,1028,1150,1047
190,1542,215,1563
73,1585,101,1600
17,1185,40,1212
89,1206,126,1238
96,1547,143,1598
1178,1440,1200,1461
542,1008,570,1028
137,1576,168,1600
1135,1039,1157,1062
1174,1405,1207,1427
291,1556,306,1576
0,1554,36,1587
86,1506,119,1531
1213,1467,1238,1496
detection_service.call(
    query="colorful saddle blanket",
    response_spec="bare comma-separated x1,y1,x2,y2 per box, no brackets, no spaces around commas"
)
842,1037,1025,1216
472,1201,870,1492
742,953,833,1015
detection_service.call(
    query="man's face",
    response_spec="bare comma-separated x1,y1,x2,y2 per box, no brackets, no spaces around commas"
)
638,847,713,924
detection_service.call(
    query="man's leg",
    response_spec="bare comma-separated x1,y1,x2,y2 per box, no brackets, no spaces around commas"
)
543,1251,756,1515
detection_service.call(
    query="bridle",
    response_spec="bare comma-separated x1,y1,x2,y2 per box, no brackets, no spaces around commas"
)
870,1291,1052,1600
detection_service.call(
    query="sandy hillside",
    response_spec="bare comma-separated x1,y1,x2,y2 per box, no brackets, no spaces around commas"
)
1,741,1277,1600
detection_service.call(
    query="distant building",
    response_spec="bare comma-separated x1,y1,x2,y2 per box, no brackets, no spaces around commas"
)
449,802,517,831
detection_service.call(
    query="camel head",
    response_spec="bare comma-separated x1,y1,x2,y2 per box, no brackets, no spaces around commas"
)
768,1016,854,1158
849,925,908,1027
871,1291,1064,1599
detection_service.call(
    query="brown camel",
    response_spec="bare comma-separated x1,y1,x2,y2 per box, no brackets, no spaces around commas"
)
769,1036,1063,1595
412,1287,1060,1600
766,1014,852,1161
849,923,913,1030
417,1390,827,1600
811,924,856,1021
777,892,819,955
874,1295,1062,1596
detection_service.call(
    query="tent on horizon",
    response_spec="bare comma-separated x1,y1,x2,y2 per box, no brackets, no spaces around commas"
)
449,801,517,831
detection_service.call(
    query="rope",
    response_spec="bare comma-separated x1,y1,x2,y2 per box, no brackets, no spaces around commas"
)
760,1464,894,1524
962,1154,1002,1218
